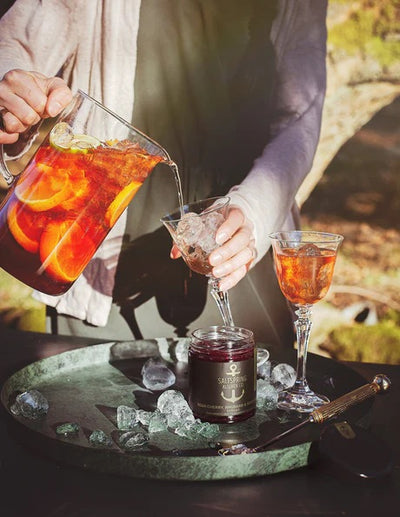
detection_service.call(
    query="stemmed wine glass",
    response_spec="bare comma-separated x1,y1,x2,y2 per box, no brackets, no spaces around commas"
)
161,196,234,327
269,230,343,412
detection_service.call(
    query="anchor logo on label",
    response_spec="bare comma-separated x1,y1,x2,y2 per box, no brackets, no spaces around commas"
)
221,388,245,403
226,364,240,377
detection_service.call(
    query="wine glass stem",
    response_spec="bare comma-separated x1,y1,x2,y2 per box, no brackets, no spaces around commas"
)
209,278,235,327
294,305,313,391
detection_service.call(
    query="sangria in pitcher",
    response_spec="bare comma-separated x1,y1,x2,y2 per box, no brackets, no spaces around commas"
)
0,90,172,295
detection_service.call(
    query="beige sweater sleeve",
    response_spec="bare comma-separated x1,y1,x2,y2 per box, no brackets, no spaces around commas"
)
0,0,79,79
228,0,328,265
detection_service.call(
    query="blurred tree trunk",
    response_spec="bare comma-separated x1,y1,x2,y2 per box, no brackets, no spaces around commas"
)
297,0,400,206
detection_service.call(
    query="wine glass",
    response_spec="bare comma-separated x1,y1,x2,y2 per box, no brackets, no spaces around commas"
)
161,196,235,327
269,230,343,412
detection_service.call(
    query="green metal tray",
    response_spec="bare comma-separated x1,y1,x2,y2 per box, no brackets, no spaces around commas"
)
0,339,370,480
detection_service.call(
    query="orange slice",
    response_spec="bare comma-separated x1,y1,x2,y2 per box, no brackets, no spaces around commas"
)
40,219,97,283
7,199,45,253
15,163,73,212
105,181,142,227
58,169,90,211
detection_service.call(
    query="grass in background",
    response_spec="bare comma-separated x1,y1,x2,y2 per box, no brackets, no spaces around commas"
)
0,269,45,332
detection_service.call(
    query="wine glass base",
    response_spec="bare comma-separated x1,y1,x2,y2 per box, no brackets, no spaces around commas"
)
277,389,329,413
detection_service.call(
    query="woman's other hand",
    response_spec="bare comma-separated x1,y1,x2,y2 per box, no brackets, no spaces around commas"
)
170,206,256,291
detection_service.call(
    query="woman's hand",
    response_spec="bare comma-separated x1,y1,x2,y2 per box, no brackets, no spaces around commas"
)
171,206,256,291
0,69,72,144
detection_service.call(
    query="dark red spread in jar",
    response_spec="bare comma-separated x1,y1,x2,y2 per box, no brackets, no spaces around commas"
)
189,326,256,423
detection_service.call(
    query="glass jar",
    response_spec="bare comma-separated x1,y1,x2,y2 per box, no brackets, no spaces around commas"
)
189,326,256,423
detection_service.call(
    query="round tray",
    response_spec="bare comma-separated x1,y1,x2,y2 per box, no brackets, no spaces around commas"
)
0,339,371,480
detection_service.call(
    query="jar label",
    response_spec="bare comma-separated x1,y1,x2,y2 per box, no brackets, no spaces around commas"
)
189,357,256,418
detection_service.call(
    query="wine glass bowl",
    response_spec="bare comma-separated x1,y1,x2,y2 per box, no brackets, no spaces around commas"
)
269,230,343,413
161,196,235,327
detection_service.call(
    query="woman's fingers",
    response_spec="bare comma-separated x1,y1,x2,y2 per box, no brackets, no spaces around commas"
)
0,70,72,142
215,206,244,245
211,227,254,276
170,243,182,259
2,108,35,133
42,76,73,117
210,207,256,290
168,206,256,291
0,70,47,125
215,253,252,291
0,110,18,143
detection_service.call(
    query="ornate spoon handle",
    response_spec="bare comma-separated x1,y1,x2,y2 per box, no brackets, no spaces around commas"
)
310,374,391,424
218,374,391,455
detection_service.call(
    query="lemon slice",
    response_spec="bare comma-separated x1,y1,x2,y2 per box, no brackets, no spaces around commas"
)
49,122,74,150
70,134,101,151
49,122,101,153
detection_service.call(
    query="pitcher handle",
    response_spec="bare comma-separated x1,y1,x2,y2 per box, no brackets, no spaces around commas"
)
0,144,15,187
0,116,43,187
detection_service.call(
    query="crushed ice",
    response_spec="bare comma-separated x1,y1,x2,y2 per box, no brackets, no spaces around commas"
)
141,357,176,390
10,389,49,420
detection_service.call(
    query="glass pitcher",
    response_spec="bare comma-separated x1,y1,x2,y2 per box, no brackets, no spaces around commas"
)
0,90,171,295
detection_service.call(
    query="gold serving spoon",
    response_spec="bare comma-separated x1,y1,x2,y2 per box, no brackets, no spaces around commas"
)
218,374,391,455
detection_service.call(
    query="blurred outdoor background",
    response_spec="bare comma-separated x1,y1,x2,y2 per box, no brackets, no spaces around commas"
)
0,0,399,364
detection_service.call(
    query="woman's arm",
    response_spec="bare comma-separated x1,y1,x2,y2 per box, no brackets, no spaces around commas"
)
226,0,328,264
